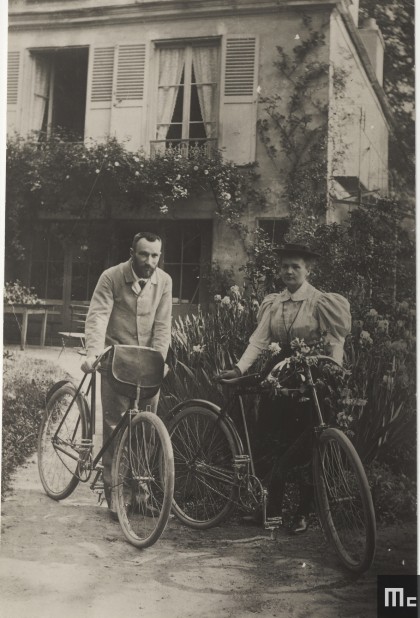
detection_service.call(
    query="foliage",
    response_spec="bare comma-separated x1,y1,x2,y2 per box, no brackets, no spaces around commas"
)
342,302,416,464
241,195,415,315
161,286,260,414
6,135,256,260
367,460,416,524
2,354,69,498
240,228,284,298
4,280,42,305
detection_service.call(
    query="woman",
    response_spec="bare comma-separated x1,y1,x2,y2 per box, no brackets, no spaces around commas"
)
218,243,351,532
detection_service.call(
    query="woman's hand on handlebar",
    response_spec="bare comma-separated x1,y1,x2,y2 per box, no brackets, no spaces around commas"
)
214,366,242,382
81,356,97,373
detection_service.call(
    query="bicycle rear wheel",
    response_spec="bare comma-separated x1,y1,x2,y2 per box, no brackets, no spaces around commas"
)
38,383,89,500
313,427,376,574
113,411,174,549
169,406,239,529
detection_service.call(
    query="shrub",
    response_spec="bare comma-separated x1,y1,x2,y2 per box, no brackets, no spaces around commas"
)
1,353,69,497
367,460,416,524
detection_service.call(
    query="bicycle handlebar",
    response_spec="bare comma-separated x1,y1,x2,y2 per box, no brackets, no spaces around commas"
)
218,355,342,387
91,346,113,371
219,373,261,386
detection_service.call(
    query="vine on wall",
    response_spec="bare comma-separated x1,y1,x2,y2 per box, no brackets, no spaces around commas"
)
258,14,331,236
6,135,259,261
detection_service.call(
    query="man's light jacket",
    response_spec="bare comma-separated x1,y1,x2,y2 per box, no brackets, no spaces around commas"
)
85,260,172,360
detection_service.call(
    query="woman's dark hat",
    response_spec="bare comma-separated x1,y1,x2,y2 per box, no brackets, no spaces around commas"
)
277,243,321,259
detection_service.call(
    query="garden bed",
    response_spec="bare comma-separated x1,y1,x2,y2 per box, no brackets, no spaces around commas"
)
1,352,70,498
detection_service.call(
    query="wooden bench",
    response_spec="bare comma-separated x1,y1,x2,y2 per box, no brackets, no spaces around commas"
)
58,304,89,356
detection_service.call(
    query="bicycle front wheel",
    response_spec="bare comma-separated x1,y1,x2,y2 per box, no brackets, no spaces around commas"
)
169,406,239,529
313,427,376,574
113,411,174,549
38,383,89,500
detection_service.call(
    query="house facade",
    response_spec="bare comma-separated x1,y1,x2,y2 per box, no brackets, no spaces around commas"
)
6,0,392,342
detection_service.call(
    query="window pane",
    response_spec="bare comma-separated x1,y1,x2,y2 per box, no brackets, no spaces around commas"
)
30,262,48,298
32,234,49,260
189,122,207,140
258,219,290,246
46,261,64,298
164,229,183,262
165,264,181,300
181,265,200,301
71,262,88,301
182,230,201,263
190,81,203,122
30,229,65,299
87,264,102,299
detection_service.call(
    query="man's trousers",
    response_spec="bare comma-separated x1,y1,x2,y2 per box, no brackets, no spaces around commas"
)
100,373,159,510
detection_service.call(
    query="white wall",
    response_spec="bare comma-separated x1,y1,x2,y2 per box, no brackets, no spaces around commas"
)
328,9,389,205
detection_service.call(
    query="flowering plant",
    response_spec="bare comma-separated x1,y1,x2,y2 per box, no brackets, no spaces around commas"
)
6,136,259,261
4,281,43,305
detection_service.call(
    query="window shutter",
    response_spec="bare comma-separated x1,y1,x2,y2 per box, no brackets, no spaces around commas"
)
221,36,258,165
7,51,20,106
111,43,147,151
85,46,115,143
224,38,256,97
91,47,114,103
115,44,146,102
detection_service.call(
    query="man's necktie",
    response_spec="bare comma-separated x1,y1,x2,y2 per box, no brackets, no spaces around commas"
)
139,279,147,290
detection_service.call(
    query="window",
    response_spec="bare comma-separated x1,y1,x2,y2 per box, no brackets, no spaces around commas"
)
71,236,107,301
30,226,65,299
31,47,88,140
163,222,203,303
152,41,219,155
258,219,289,247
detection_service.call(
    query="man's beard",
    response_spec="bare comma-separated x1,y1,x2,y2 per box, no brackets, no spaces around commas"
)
133,261,155,278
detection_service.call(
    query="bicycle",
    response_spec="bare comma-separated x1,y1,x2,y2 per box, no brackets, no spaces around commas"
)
167,354,376,574
38,344,175,549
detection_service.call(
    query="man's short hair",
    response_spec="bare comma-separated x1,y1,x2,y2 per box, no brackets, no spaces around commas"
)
132,232,162,250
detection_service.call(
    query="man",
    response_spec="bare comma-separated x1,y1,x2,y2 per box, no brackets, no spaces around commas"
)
81,231,172,517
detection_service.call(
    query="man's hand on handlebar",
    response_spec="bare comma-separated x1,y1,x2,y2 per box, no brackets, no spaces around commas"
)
81,356,97,373
214,366,242,382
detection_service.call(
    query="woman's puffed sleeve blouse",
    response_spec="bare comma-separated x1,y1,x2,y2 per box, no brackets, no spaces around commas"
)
315,293,351,365
235,285,351,374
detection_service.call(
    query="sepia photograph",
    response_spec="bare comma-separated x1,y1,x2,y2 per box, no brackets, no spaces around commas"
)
1,1,416,616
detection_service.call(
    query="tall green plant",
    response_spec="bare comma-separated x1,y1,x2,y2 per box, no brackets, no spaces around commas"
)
161,287,260,415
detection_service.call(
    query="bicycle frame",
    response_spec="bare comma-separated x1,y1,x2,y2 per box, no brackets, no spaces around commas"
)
50,358,142,493
170,356,334,528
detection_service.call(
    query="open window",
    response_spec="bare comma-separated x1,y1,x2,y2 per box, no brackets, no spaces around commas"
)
29,224,65,300
258,218,290,247
31,47,88,140
152,40,219,156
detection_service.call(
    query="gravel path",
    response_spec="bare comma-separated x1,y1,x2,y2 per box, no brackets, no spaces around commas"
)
0,346,416,617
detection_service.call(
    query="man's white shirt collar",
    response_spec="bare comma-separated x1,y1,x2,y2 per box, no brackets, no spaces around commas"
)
279,280,313,302
131,264,158,294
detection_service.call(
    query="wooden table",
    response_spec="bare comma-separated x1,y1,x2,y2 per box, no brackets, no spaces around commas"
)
4,304,55,350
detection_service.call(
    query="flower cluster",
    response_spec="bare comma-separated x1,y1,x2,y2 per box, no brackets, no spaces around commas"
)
4,280,42,305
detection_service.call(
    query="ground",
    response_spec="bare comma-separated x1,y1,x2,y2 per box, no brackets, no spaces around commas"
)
0,347,417,618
